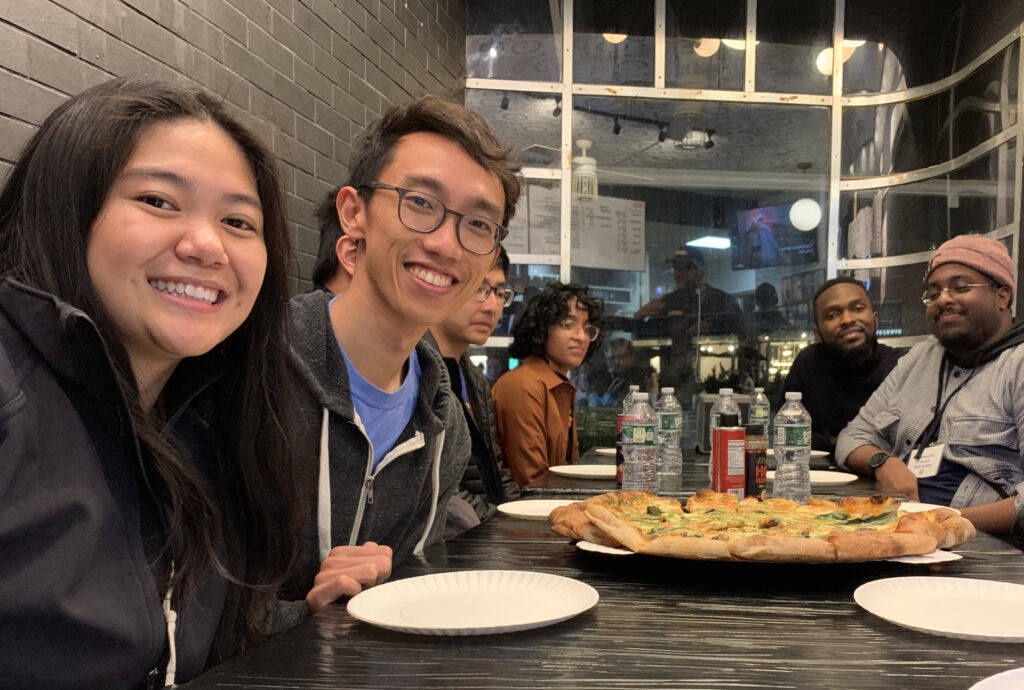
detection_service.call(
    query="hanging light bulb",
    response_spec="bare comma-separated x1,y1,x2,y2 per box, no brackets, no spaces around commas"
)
603,33,628,44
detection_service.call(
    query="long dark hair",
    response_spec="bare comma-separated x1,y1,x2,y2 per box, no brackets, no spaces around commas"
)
0,78,301,657
509,282,605,364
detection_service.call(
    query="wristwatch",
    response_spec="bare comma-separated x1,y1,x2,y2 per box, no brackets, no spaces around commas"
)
867,451,891,474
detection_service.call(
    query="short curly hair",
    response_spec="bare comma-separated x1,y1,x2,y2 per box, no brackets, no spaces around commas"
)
509,282,605,364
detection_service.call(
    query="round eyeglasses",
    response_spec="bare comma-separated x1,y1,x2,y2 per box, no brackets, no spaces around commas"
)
472,282,518,307
921,282,998,305
359,182,508,255
556,318,600,342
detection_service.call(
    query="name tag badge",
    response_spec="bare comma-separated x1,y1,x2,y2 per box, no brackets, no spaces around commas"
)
907,443,945,478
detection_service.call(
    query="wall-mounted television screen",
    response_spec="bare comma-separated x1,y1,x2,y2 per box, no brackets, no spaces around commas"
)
731,203,818,270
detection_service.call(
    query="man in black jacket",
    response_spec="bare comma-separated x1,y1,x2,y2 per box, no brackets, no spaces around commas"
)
782,277,905,455
430,246,521,535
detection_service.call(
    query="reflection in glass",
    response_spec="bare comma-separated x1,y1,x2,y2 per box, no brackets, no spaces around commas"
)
839,141,1016,259
573,0,654,85
666,0,745,91
839,262,934,338
842,45,1019,177
466,0,560,81
504,180,561,256
467,90,561,168
756,0,833,94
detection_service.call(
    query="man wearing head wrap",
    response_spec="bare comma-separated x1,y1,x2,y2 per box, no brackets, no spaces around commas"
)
836,234,1024,536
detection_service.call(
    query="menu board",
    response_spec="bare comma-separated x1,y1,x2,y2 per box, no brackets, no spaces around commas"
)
505,184,646,271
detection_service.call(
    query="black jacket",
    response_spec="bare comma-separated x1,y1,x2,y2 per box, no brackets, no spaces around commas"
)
0,280,228,688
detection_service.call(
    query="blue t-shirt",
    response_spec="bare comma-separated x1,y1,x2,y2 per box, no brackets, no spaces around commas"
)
330,298,421,471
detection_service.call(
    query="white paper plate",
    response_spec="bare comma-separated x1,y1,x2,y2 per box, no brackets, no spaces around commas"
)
767,449,829,458
594,447,617,456
766,469,859,485
854,577,1024,642
899,501,962,515
970,668,1024,689
577,540,633,556
497,499,576,520
549,464,616,479
347,570,598,635
885,550,962,564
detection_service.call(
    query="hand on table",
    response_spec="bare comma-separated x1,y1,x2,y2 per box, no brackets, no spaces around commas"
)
874,458,919,501
306,542,393,614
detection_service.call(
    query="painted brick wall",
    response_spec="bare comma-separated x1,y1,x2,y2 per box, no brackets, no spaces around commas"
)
0,0,467,291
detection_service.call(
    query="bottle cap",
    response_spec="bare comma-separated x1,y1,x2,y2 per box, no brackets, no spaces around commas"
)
719,387,733,395
754,387,764,393
784,391,802,400
635,392,649,400
745,423,764,435
720,413,740,426
629,384,640,391
661,387,674,393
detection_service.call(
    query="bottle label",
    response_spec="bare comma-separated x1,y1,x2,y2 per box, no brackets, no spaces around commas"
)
658,413,681,430
750,404,769,420
778,425,810,446
623,424,656,445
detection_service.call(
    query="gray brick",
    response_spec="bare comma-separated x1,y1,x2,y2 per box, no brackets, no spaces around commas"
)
234,0,272,28
293,251,315,286
375,48,406,90
314,99,349,140
195,0,247,44
0,116,35,160
348,74,381,114
314,150,346,185
395,1,421,38
404,34,428,69
0,69,67,124
294,57,332,102
78,21,175,80
331,30,366,74
0,160,12,184
274,128,315,173
345,24,378,65
124,0,188,34
295,113,333,157
342,2,366,33
223,37,274,93
293,2,331,47
265,0,294,19
286,191,316,227
293,222,320,256
271,8,314,65
25,33,108,95
332,82,366,126
333,137,352,171
248,23,292,76
365,13,394,54
252,86,296,136
193,50,250,109
182,11,225,58
53,0,125,38
363,61,393,106
313,44,346,82
273,69,315,120
311,0,348,36
122,10,189,71
353,0,379,21
378,5,405,45
0,22,30,75
0,0,78,52
294,168,333,205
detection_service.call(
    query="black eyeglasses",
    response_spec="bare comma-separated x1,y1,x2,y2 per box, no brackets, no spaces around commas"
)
359,182,507,255
921,282,999,305
472,282,518,307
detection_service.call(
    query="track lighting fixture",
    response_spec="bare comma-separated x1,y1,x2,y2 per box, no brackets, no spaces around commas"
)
612,117,621,135
552,97,561,117
499,93,509,110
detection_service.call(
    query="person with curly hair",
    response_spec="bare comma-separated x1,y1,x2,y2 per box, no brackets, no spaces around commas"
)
492,282,605,486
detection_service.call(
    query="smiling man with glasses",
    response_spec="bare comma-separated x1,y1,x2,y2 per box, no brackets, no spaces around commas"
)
837,234,1024,536
492,282,605,487
285,97,523,611
428,246,521,536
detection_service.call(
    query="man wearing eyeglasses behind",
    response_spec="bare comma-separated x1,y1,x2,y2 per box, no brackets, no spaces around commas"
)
837,234,1024,536
492,283,605,487
286,97,523,612
428,246,521,536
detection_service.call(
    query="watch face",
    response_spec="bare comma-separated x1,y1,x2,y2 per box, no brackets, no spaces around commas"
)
869,452,890,468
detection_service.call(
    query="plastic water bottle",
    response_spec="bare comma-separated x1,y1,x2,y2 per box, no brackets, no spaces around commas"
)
623,384,639,411
655,387,684,484
749,387,771,443
709,388,741,478
772,391,812,503
622,392,657,492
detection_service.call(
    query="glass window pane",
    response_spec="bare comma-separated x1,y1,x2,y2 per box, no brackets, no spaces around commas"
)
756,0,833,95
466,0,561,81
842,45,1019,177
467,90,562,169
573,0,654,86
666,0,746,91
838,262,932,338
839,140,1016,259
504,180,562,257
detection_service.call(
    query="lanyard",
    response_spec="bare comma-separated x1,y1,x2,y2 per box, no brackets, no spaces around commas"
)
912,354,977,459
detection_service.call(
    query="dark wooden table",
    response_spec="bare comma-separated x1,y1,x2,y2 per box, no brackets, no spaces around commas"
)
189,508,1024,688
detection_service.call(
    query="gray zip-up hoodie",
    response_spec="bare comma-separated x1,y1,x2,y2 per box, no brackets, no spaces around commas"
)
283,291,471,596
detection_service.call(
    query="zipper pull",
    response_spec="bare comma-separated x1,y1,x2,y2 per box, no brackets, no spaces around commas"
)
365,476,374,504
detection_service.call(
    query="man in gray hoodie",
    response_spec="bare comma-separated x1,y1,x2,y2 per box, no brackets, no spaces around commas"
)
286,97,523,612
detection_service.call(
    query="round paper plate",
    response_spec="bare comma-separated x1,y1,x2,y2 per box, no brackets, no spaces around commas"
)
549,464,616,479
594,447,616,456
577,540,633,556
766,469,858,485
899,501,961,515
854,577,1024,642
347,570,598,635
497,499,576,520
970,668,1024,689
767,449,829,458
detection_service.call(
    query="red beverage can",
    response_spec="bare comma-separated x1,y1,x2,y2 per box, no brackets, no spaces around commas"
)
711,413,746,497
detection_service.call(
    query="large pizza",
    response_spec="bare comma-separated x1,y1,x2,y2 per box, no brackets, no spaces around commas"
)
549,489,976,563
